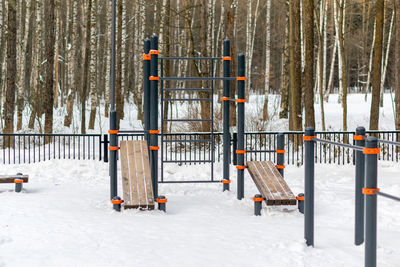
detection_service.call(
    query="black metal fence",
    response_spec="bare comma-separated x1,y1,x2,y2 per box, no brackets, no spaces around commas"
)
0,131,398,165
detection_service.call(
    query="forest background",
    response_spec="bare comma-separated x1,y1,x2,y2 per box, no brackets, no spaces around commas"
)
0,0,397,134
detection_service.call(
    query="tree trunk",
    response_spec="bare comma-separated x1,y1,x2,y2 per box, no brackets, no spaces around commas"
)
89,0,98,130
44,0,55,134
115,0,124,128
304,0,315,128
379,9,394,107
369,0,384,130
263,0,271,121
395,1,400,132
4,0,17,139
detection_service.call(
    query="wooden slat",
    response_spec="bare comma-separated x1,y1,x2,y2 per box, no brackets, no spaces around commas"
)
120,140,154,210
247,161,296,206
0,175,29,184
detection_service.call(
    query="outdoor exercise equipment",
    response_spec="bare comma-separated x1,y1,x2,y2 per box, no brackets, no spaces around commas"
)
0,173,28,192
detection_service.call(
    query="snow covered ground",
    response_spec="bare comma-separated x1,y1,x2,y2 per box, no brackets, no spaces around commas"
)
1,159,399,267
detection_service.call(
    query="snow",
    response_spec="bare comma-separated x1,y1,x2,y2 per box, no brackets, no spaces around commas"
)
1,159,399,267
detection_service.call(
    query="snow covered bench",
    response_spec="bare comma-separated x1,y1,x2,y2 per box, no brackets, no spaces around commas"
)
0,174,29,192
119,140,155,210
247,161,296,213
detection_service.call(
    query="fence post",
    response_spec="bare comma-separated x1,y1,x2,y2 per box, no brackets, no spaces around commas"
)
364,136,378,267
354,126,365,246
109,110,118,200
222,39,231,191
276,133,285,177
149,35,159,199
103,134,109,163
236,53,245,200
143,38,151,143
304,127,315,247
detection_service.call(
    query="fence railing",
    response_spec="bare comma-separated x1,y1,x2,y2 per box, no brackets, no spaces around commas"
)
0,131,399,165
0,134,102,164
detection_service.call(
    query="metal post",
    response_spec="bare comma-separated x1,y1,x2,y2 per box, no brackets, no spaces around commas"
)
14,174,23,193
355,126,366,246
276,133,285,177
233,133,237,165
304,127,315,247
236,54,245,200
109,111,118,199
157,195,167,212
103,134,108,163
143,39,151,143
222,39,231,191
253,194,263,216
297,193,305,214
364,137,378,267
150,35,159,199
112,196,122,212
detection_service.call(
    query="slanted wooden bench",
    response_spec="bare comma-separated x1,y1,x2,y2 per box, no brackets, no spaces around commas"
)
0,174,29,192
247,161,296,210
120,140,154,210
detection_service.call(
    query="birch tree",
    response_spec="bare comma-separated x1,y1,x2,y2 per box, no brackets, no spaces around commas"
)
263,0,271,121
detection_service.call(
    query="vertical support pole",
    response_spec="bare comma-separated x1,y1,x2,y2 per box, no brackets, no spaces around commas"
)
364,137,378,267
157,195,167,212
109,111,118,200
112,196,122,212
276,133,285,177
304,127,315,247
232,133,237,165
253,194,263,216
354,126,366,246
143,39,151,143
103,134,108,163
222,39,231,190
297,193,305,214
150,35,159,199
236,53,245,200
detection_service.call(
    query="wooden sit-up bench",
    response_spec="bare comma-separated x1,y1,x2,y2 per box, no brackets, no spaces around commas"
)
0,174,29,192
120,140,155,210
247,161,296,215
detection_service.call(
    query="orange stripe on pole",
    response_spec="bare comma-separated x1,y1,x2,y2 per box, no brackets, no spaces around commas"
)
236,150,246,154
108,130,119,134
363,148,380,155
111,199,123,204
221,97,230,101
156,198,167,203
253,197,263,202
14,179,24,184
222,56,231,61
276,165,285,169
150,146,159,151
149,130,159,134
222,179,231,184
275,149,285,154
109,146,119,151
236,76,246,81
149,76,160,81
149,50,159,55
303,136,316,141
236,99,246,103
353,135,365,141
142,54,151,60
362,188,380,195
296,196,305,201
236,165,246,170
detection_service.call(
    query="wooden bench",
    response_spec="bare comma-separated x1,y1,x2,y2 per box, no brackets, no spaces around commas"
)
120,140,154,210
0,174,29,192
247,161,296,206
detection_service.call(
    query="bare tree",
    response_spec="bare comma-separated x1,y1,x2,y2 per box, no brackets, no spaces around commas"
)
44,0,55,134
304,0,315,128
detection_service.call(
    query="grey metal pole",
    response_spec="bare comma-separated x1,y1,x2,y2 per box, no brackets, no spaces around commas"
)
354,126,366,246
276,133,285,177
112,196,122,212
157,195,167,212
110,0,116,111
233,133,237,165
150,35,159,199
236,53,245,200
304,127,315,247
103,134,108,163
297,193,305,214
222,39,231,191
364,137,379,267
143,39,151,143
109,110,118,200
253,194,263,216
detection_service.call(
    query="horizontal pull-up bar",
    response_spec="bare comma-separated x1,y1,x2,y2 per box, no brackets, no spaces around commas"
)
160,77,236,81
163,98,212,102
378,139,400,146
163,119,212,122
158,57,222,60
312,137,364,151
163,88,212,91
246,150,276,153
